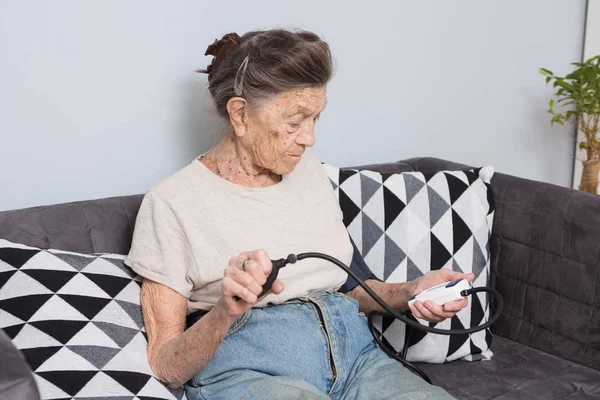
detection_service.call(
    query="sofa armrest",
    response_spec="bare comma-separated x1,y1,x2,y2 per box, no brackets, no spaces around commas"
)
402,157,600,371
0,330,40,400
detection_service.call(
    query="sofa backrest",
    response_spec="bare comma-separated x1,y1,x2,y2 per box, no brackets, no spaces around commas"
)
4,157,600,370
0,161,416,255
0,194,143,254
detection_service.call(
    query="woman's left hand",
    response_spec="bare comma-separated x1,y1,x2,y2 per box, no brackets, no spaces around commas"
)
408,270,474,323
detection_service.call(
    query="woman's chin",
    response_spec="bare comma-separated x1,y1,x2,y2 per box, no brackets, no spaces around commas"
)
276,156,302,176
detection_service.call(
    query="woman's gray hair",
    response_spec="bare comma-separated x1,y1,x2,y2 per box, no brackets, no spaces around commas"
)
198,29,333,118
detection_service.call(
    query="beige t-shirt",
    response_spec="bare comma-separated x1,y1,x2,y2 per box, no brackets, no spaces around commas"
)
125,152,353,313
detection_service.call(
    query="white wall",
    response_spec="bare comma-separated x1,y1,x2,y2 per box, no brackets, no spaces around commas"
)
573,0,600,190
0,0,586,211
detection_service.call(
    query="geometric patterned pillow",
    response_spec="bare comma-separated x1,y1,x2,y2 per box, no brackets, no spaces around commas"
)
323,164,495,363
0,239,186,400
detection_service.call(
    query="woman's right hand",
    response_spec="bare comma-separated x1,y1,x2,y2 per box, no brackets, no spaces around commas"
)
216,249,285,321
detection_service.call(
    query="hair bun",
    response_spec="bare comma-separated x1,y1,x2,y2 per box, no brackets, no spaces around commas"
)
197,32,241,76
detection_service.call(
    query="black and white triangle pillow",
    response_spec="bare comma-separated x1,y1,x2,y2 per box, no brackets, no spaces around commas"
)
323,164,495,363
0,239,186,400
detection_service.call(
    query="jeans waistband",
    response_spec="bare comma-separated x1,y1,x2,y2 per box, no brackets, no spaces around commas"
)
186,291,355,329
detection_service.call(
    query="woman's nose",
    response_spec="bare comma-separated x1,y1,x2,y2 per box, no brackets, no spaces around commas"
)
297,124,316,147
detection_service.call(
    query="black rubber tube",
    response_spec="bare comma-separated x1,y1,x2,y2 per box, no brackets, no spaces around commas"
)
296,252,503,335
295,252,504,383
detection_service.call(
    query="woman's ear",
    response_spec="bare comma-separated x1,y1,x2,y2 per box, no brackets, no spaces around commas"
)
226,97,249,138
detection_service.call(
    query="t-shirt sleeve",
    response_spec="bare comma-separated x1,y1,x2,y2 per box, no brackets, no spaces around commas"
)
125,191,194,298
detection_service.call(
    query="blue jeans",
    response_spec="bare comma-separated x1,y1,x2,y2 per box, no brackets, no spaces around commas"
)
184,292,454,400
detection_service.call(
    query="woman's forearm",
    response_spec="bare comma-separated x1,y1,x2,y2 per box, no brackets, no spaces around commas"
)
149,306,232,388
347,279,418,314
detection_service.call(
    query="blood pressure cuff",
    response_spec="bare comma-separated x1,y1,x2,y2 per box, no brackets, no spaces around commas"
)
338,237,379,294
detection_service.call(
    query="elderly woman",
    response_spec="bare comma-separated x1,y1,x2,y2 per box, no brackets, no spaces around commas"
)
126,29,471,400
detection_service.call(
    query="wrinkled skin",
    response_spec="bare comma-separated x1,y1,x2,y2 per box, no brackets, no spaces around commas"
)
202,87,326,187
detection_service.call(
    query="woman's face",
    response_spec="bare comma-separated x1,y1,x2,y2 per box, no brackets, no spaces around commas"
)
244,86,327,175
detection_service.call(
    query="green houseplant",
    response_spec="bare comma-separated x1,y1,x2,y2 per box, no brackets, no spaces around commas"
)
540,55,600,193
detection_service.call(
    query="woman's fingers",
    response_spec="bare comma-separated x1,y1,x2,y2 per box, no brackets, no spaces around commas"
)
443,298,468,313
222,276,257,304
219,250,280,320
224,249,279,299
240,249,279,297
242,259,267,286
222,250,283,310
231,268,263,296
250,249,273,276
411,301,447,323
409,303,426,320
424,301,455,319
410,301,432,321
224,259,262,296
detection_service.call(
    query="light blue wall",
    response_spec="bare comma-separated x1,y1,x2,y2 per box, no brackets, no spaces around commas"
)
0,1,586,211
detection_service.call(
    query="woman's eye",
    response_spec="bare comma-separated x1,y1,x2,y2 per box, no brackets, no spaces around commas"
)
287,122,301,131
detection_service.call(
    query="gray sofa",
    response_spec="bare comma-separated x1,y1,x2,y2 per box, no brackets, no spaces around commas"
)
1,157,600,400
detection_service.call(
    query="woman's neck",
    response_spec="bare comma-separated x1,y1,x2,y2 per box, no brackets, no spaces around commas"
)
202,136,281,188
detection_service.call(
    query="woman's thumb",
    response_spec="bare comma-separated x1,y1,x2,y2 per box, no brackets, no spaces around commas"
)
446,269,474,283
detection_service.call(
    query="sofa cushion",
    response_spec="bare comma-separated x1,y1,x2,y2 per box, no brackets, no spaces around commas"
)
0,239,186,400
416,335,600,400
323,164,495,363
